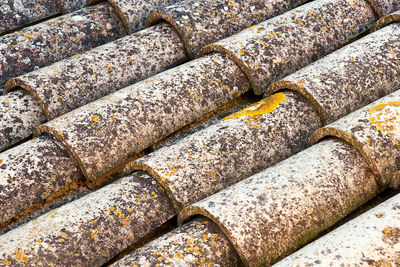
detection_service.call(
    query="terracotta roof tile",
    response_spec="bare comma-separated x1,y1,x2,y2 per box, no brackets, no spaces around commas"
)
0,0,400,265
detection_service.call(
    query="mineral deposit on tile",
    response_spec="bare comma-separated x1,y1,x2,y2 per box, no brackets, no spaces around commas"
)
202,0,377,95
267,22,400,124
275,192,400,266
311,90,400,188
0,172,175,266
0,2,124,89
36,54,250,181
146,0,309,57
180,139,379,265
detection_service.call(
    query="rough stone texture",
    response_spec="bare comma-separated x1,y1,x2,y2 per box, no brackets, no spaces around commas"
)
372,9,400,31
36,54,251,182
126,92,322,208
151,94,256,152
275,192,400,266
366,0,400,16
0,90,46,152
201,0,377,95
57,0,100,13
0,135,83,225
112,218,241,267
267,23,400,124
107,0,180,33
0,172,176,266
6,23,186,120
0,0,59,36
180,139,380,266
0,2,125,89
0,181,92,235
311,90,400,188
146,0,309,58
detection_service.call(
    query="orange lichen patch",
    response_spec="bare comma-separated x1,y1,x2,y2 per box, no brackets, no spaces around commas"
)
91,229,99,238
382,227,400,244
122,218,131,226
14,251,29,263
174,251,184,259
2,258,11,266
165,168,177,177
60,231,68,238
368,101,400,145
0,179,83,231
91,115,100,121
202,234,210,242
223,93,286,120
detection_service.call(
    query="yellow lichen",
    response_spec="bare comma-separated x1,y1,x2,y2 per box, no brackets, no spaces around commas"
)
91,115,100,122
2,258,11,266
369,101,400,145
60,232,68,238
174,252,184,259
223,93,286,120
91,229,98,238
14,251,29,263
202,234,210,242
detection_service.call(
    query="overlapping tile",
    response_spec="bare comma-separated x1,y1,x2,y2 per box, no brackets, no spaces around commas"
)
146,0,308,58
0,2,125,90
0,0,102,36
0,172,175,265
1,0,309,151
202,0,376,95
311,90,400,188
267,22,400,124
1,0,399,265
119,139,379,266
108,0,179,33
274,192,400,266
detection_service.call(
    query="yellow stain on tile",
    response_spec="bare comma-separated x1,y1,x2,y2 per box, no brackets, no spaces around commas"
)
91,115,100,122
14,251,29,263
174,251,184,259
223,93,286,120
60,232,68,238
2,258,11,266
369,101,400,145
91,229,99,238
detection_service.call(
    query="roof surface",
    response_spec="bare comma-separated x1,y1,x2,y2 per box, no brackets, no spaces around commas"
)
0,0,400,266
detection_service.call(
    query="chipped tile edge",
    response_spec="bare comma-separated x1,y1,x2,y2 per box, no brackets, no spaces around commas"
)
371,11,400,31
4,78,51,120
107,0,131,34
310,127,388,186
200,44,257,95
178,207,248,266
146,11,192,58
34,125,90,180
266,80,328,124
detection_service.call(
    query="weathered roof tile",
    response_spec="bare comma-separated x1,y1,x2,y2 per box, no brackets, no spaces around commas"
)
1,0,400,265
202,0,377,95
0,2,125,89
146,0,309,58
